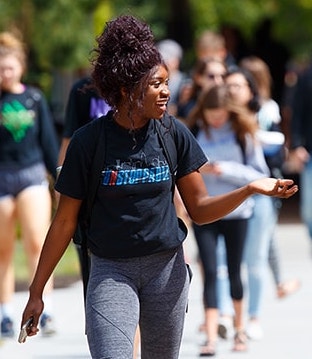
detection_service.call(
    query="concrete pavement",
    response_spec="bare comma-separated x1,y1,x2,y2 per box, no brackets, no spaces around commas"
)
1,220,311,358
181,221,312,359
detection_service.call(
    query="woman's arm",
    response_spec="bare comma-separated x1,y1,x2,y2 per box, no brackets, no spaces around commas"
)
58,137,71,166
20,194,82,336
177,170,298,225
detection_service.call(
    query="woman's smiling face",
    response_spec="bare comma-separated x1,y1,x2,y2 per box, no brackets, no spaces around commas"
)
141,64,170,120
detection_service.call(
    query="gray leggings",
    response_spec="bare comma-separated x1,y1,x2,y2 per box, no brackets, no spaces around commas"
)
86,245,190,359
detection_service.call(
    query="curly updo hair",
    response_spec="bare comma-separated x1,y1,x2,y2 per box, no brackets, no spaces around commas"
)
91,15,163,110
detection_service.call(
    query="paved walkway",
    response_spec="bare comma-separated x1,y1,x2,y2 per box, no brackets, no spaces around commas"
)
1,219,311,358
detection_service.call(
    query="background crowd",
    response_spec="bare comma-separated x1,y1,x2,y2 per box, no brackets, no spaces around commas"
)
0,13,307,359
150,21,304,357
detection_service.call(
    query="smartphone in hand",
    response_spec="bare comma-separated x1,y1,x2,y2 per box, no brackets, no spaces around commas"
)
18,317,34,343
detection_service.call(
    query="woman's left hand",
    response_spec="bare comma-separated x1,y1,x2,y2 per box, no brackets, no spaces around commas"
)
248,178,298,198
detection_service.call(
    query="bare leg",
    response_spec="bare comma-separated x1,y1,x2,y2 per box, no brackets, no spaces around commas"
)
0,196,16,305
16,185,54,293
0,196,17,337
232,299,247,352
200,308,218,355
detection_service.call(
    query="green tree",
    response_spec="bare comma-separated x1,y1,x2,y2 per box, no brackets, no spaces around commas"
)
1,0,312,92
0,1,105,88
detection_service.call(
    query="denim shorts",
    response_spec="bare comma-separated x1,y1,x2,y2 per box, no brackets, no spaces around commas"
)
0,163,49,198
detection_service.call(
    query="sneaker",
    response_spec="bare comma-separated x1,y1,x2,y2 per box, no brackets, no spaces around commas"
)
1,317,14,338
40,313,56,336
246,320,263,340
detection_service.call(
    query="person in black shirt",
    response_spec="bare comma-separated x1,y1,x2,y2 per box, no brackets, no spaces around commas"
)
21,15,297,358
58,76,110,165
0,31,59,337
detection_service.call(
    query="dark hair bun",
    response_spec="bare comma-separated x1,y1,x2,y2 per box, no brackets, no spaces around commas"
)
92,15,162,107
105,15,155,57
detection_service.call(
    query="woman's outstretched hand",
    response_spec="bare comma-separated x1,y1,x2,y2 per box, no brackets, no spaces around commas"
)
248,178,298,198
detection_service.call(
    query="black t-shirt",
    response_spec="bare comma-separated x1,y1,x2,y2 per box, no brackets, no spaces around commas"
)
55,112,207,258
0,86,59,178
62,77,110,138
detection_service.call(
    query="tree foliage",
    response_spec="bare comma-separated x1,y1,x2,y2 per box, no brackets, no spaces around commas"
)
1,1,99,72
1,0,312,90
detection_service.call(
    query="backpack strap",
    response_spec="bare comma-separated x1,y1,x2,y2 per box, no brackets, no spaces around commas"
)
27,86,42,101
236,136,247,165
154,113,178,199
75,115,107,232
73,114,107,314
84,118,106,224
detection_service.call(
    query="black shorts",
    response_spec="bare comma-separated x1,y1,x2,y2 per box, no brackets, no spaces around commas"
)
0,163,48,198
